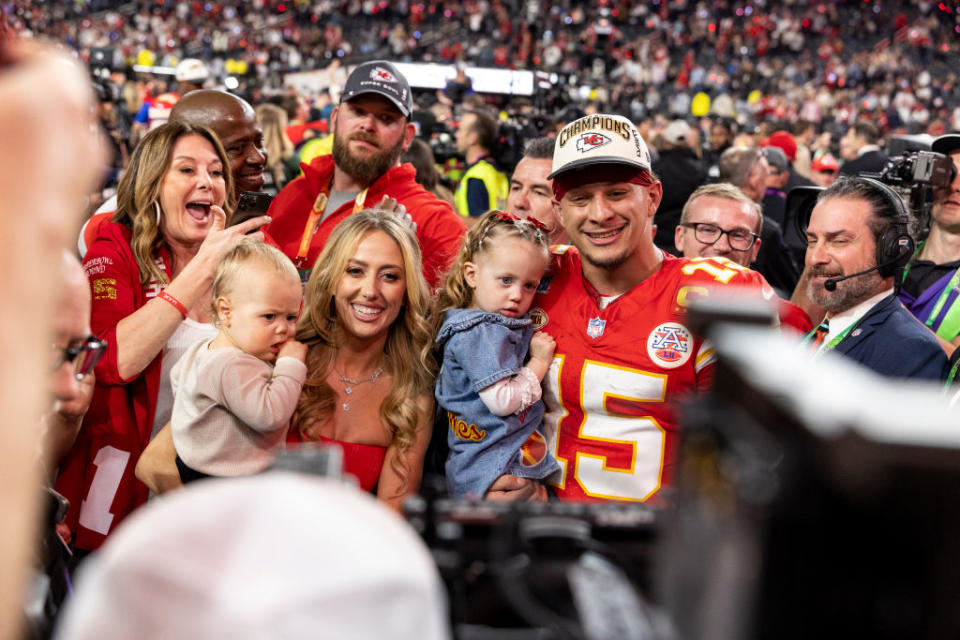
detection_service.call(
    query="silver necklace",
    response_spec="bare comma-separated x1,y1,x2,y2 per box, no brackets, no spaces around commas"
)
334,366,384,411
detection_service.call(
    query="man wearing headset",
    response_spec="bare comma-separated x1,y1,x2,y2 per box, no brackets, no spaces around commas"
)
804,176,946,380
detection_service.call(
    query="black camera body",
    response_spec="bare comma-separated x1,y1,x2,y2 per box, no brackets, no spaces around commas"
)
866,150,957,238
874,150,955,189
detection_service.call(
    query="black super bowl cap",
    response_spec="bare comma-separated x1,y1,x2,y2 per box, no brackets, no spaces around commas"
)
341,61,413,118
932,133,960,156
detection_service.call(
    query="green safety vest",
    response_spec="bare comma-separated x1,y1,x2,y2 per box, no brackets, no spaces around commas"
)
455,158,509,218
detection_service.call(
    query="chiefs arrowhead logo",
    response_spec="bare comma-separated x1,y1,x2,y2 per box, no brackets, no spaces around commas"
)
576,132,611,152
370,67,397,83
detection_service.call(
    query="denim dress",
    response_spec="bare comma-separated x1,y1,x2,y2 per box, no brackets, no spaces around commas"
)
435,308,560,498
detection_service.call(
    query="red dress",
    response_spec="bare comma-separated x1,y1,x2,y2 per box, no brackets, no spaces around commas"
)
286,430,387,493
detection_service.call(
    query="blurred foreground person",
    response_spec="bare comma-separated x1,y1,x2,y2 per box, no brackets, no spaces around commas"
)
0,31,104,640
55,473,450,640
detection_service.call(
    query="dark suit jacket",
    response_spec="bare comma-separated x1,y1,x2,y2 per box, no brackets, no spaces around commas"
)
833,296,946,381
839,150,889,177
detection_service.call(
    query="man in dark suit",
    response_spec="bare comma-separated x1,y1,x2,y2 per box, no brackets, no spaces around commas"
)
838,121,889,176
804,176,945,380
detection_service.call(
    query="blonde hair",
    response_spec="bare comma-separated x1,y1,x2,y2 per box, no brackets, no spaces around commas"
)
293,209,435,491
255,103,295,180
114,121,235,287
433,210,549,332
210,239,299,320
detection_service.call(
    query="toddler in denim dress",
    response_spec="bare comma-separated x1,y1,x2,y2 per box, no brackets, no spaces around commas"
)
434,211,560,499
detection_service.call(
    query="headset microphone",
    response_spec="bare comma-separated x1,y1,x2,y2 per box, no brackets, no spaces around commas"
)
822,251,910,292
824,265,882,291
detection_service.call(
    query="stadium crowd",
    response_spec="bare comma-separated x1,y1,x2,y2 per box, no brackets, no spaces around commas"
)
3,0,960,638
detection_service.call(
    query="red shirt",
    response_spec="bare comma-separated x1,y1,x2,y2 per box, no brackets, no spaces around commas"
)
263,155,466,289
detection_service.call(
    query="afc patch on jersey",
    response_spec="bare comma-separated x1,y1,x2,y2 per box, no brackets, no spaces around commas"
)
529,307,548,330
647,322,693,369
586,316,606,339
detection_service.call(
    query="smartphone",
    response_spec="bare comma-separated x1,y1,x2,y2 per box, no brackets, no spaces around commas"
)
230,191,273,229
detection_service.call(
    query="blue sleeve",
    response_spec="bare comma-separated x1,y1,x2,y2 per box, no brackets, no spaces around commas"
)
450,323,525,391
465,177,490,218
134,102,150,124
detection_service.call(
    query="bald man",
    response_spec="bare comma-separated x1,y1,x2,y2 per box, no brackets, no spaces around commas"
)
78,90,268,256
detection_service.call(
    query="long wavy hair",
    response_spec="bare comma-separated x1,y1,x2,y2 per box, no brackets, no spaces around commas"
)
113,121,235,287
255,102,294,182
293,209,435,491
432,210,549,335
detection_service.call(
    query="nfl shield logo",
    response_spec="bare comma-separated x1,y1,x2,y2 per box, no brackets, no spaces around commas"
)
586,317,606,339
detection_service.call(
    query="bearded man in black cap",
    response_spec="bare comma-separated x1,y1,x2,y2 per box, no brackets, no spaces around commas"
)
265,61,465,287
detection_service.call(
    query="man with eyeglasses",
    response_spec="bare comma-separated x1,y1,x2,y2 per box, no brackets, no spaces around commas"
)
26,252,106,637
675,183,813,333
718,146,801,296
44,252,107,470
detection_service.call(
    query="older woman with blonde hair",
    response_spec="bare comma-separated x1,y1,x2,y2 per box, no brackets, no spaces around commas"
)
55,121,269,553
137,208,436,510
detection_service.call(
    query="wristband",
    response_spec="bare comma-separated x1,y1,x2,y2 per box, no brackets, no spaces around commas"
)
158,290,188,318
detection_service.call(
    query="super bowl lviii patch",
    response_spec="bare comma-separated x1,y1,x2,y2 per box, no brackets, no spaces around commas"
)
647,322,693,369
529,307,548,330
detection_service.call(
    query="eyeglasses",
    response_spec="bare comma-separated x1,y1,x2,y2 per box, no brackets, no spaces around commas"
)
52,335,108,380
681,222,759,251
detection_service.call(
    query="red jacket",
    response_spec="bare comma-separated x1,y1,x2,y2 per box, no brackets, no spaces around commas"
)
55,222,170,551
263,155,466,288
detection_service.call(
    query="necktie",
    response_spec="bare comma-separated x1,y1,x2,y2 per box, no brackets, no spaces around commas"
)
810,319,829,352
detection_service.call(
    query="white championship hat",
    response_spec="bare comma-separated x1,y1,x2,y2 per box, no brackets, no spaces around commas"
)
174,58,210,83
548,113,652,181
55,473,451,640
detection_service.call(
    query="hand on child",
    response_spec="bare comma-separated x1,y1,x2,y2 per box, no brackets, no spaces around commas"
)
529,331,556,366
277,339,307,362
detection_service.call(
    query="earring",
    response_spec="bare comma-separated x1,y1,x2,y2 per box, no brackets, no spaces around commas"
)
154,201,162,227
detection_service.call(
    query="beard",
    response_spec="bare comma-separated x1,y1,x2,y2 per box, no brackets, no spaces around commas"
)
332,128,406,187
580,246,632,271
807,265,885,313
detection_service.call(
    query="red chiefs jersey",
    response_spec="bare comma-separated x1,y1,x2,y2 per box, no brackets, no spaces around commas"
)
528,248,770,503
